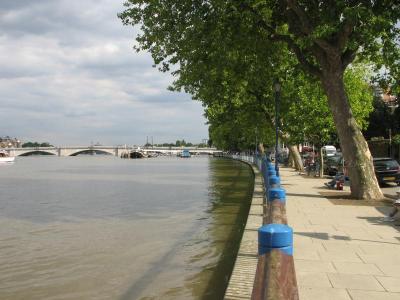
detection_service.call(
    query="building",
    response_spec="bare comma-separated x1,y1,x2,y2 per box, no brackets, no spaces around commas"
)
0,137,21,148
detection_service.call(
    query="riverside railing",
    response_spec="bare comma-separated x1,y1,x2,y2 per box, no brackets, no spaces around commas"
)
223,153,299,300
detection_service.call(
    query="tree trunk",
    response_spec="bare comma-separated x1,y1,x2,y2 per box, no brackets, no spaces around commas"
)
288,150,294,168
319,147,324,178
321,70,383,200
288,145,304,172
258,143,265,155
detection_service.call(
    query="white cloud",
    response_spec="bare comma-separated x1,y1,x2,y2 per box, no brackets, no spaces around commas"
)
0,0,208,145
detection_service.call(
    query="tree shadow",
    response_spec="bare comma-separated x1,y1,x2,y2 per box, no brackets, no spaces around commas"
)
294,231,350,241
286,192,331,199
294,231,400,245
357,214,400,232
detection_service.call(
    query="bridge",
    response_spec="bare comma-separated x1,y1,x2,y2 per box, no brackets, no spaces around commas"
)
4,146,221,157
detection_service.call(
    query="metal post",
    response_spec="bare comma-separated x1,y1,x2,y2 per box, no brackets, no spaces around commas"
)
274,79,281,177
255,127,258,157
389,128,392,158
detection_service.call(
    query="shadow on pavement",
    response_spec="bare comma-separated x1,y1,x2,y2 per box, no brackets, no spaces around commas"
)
294,231,400,245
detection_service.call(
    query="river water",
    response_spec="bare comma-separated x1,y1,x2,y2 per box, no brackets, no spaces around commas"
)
0,156,253,300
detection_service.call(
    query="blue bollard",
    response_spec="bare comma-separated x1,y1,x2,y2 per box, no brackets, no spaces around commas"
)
258,223,293,255
267,187,286,202
268,175,280,187
267,169,276,177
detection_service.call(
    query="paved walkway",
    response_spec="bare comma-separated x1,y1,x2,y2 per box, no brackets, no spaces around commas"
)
282,167,400,300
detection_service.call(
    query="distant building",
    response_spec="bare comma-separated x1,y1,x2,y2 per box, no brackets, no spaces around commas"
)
0,137,21,148
382,93,398,108
374,86,398,109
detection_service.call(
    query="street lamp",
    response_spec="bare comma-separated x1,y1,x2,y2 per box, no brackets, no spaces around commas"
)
274,79,281,177
255,127,258,156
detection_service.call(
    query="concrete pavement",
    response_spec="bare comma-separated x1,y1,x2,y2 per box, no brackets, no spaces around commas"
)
282,167,400,300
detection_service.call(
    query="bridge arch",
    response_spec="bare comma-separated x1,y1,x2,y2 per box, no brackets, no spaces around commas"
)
129,151,145,158
18,150,56,156
69,149,114,156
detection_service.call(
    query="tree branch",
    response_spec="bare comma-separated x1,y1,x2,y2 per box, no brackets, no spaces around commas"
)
270,34,322,78
285,0,313,35
341,48,357,70
336,18,356,51
240,1,322,78
247,89,277,124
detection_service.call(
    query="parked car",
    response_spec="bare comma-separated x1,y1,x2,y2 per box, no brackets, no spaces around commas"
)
373,158,400,186
324,154,343,176
322,145,337,157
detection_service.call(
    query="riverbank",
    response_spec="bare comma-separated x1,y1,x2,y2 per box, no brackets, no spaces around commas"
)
224,160,264,299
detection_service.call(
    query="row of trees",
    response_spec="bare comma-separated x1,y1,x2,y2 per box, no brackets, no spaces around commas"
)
144,140,209,147
364,96,400,141
120,1,400,200
22,142,53,148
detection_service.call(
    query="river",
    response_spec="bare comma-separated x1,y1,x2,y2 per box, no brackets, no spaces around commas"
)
0,155,253,300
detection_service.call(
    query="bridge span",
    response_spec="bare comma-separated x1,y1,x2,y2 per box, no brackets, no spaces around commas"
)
4,146,221,157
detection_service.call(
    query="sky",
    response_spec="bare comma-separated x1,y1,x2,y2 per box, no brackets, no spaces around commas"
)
0,0,209,146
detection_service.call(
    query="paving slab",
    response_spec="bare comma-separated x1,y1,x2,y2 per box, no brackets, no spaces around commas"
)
375,263,400,277
348,290,400,300
296,272,332,288
327,273,385,290
294,260,336,273
358,253,400,264
318,250,363,263
332,261,383,275
299,287,351,300
376,276,400,292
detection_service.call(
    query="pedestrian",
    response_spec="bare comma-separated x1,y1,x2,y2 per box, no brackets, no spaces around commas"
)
324,160,349,189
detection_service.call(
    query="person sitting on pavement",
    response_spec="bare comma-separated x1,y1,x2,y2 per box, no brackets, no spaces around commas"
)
324,162,349,189
325,173,342,188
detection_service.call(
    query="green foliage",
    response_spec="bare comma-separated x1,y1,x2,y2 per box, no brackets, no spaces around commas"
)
172,139,192,147
120,1,398,151
153,141,202,147
344,65,374,130
22,142,53,148
280,64,373,147
283,75,335,146
393,134,400,145
207,98,275,151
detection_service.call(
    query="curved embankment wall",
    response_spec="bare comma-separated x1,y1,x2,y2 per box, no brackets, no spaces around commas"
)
223,155,298,300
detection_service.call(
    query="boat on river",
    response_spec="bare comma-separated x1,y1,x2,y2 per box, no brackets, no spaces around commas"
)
0,151,15,163
178,149,191,158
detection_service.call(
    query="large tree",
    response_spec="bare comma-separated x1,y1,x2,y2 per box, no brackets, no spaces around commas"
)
284,65,374,147
120,1,400,199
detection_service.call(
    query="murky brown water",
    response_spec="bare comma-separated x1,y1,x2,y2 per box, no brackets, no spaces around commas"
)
0,156,253,300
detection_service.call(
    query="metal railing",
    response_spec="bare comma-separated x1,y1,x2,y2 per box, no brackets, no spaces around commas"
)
221,153,299,300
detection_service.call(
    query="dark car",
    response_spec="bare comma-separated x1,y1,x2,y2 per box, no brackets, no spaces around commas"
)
324,154,343,176
373,158,400,185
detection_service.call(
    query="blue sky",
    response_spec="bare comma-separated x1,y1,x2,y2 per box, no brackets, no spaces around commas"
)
0,0,208,146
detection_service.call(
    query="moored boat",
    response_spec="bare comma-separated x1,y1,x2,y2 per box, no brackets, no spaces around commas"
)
178,149,191,158
0,151,15,163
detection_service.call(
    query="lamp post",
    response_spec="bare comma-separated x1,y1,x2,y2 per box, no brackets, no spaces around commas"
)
255,127,258,156
274,79,281,177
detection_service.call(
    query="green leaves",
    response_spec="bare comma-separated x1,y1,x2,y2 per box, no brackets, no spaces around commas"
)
119,1,397,150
